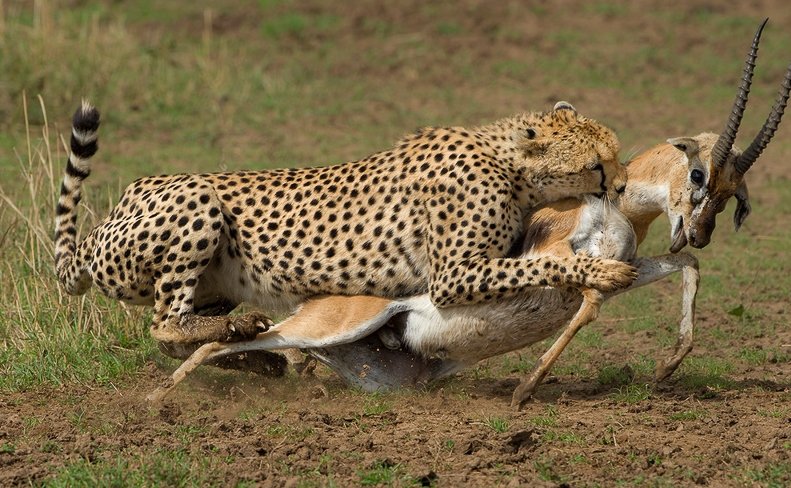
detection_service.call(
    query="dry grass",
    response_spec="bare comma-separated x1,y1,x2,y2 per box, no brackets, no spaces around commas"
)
0,95,152,391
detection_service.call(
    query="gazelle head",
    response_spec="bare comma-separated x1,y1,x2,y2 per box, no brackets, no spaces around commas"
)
665,19,791,252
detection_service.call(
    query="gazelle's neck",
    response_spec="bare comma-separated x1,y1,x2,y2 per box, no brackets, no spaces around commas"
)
617,144,680,245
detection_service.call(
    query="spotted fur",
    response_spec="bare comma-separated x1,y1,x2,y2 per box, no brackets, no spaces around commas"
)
55,102,636,344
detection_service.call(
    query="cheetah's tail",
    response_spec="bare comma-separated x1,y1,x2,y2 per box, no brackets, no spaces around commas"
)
54,101,100,295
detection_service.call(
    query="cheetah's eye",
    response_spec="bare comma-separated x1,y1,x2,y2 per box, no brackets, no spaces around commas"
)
525,128,536,139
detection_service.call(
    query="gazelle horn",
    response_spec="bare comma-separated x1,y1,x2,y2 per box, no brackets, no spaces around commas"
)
710,18,768,169
734,63,791,174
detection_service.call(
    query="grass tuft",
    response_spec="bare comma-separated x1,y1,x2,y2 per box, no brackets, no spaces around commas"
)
610,383,651,404
357,459,419,487
597,364,634,387
41,448,231,487
485,416,509,433
0,96,153,392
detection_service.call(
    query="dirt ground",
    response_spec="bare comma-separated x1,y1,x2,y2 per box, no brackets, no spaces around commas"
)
2,0,791,486
2,359,790,486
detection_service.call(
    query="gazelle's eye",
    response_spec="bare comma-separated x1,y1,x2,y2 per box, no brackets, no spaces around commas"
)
690,169,705,186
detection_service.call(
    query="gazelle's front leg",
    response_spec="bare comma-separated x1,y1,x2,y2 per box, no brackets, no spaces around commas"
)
612,253,700,381
510,252,699,408
511,288,604,409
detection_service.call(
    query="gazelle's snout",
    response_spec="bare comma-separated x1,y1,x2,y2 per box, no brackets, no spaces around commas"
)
688,226,712,249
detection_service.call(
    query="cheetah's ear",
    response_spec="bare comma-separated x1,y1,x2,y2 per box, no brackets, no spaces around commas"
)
552,101,578,124
553,101,576,113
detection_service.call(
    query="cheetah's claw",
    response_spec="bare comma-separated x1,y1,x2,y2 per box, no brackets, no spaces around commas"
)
222,312,274,342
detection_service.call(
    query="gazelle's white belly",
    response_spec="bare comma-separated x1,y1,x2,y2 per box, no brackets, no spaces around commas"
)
400,290,582,364
398,196,637,367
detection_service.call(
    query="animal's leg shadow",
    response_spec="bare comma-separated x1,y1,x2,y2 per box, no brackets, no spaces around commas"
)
511,288,603,409
148,338,310,402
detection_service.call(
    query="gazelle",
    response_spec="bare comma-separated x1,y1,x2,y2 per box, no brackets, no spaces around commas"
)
148,20,790,406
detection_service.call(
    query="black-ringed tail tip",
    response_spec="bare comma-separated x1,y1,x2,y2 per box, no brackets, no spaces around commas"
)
71,101,100,162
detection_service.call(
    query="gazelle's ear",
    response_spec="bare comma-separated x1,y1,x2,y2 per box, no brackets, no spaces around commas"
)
734,181,751,231
666,137,700,164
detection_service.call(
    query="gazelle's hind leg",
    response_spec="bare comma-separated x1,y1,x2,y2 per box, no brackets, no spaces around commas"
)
509,251,701,408
147,296,404,401
158,340,287,377
511,288,604,409
148,338,295,402
655,255,699,381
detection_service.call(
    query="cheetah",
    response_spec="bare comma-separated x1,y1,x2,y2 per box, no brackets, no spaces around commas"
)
55,101,636,346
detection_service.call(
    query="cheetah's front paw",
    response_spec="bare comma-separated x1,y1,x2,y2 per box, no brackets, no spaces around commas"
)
576,256,637,292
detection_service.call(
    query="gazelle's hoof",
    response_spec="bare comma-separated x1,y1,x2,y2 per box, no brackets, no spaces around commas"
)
510,380,539,410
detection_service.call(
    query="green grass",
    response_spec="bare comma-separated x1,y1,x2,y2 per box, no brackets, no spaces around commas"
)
677,356,735,391
42,448,242,487
610,384,652,404
362,393,393,417
740,462,791,488
529,405,559,428
357,460,420,487
668,409,706,422
0,98,156,391
534,457,566,484
597,364,634,387
739,346,769,366
485,416,509,433
542,430,585,445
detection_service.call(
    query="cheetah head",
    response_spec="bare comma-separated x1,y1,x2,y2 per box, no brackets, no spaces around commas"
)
517,102,626,204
